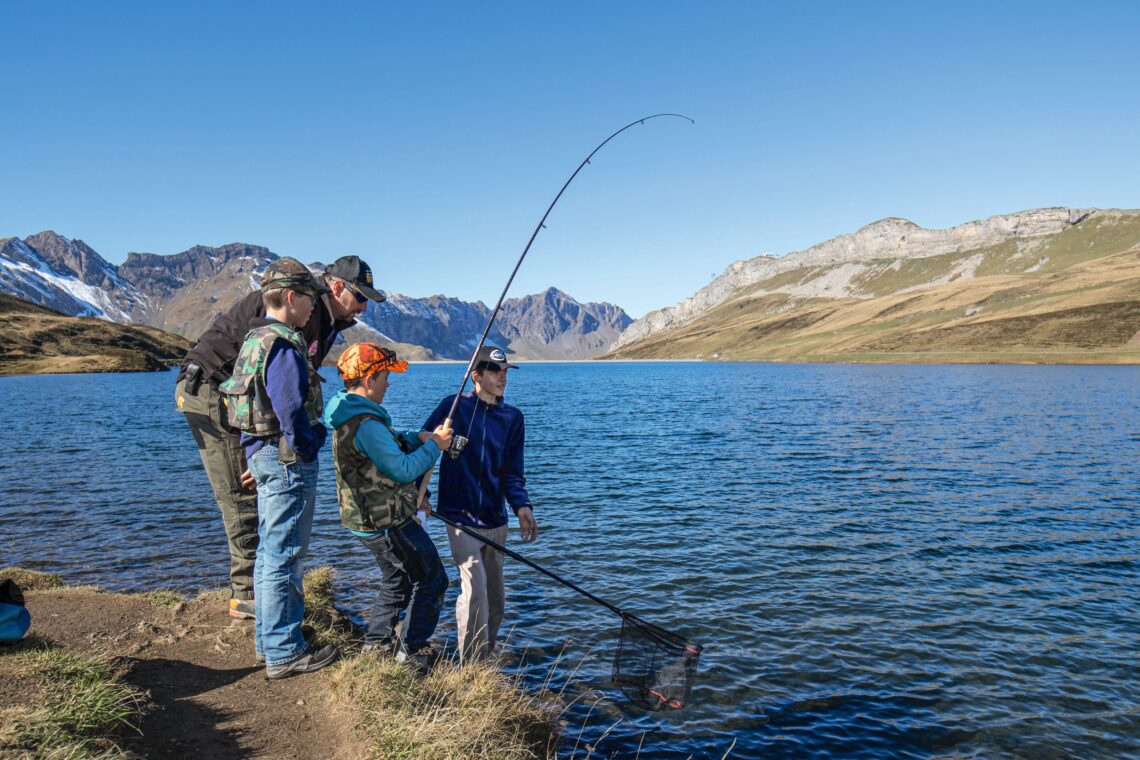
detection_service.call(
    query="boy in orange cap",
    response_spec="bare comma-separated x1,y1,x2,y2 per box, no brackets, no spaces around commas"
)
323,343,453,669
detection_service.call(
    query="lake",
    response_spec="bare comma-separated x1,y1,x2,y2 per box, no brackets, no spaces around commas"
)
2,362,1138,758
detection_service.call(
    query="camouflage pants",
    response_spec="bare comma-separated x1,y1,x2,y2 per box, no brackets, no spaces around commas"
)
175,377,259,601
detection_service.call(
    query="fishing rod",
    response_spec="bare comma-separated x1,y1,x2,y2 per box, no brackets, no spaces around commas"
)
423,113,694,462
434,511,620,614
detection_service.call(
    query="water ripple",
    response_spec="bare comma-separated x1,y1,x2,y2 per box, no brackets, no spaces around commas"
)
2,364,1138,758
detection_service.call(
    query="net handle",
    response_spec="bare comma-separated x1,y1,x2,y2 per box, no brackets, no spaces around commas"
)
432,512,624,616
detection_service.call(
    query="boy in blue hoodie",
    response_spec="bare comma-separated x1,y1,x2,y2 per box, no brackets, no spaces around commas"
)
421,345,538,662
324,342,453,668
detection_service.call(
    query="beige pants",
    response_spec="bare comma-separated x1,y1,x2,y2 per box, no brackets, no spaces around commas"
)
446,524,508,662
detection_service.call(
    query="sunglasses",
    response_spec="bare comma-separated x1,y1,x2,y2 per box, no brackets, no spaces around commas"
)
344,282,368,304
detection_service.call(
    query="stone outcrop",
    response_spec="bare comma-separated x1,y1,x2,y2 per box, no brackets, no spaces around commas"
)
617,207,1095,348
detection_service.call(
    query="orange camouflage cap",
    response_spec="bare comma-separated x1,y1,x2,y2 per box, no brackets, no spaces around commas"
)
337,342,408,380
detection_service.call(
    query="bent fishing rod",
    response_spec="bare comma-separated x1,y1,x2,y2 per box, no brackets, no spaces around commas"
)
423,113,694,462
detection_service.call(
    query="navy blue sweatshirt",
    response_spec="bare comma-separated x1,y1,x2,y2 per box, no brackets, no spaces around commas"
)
422,393,530,529
241,319,327,462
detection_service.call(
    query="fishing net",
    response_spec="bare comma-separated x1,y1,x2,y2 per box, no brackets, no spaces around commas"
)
612,612,703,711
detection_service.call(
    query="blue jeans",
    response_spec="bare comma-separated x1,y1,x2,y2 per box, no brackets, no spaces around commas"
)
249,445,318,665
358,518,447,653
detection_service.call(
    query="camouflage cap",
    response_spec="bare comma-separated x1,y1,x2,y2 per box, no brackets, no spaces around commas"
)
338,342,409,380
260,257,331,297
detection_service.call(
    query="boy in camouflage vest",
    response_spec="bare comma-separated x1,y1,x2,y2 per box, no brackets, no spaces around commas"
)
219,257,338,679
323,342,453,671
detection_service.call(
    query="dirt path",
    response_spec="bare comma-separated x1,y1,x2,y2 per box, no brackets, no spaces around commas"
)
22,589,354,759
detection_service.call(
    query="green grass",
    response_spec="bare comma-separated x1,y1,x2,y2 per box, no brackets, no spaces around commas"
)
1033,212,1140,273
0,642,147,759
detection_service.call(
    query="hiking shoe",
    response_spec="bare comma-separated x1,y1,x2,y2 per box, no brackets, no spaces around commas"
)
265,644,339,680
396,644,439,675
229,599,255,619
360,638,397,655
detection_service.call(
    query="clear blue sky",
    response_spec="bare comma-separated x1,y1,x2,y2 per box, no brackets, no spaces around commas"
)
3,1,1138,317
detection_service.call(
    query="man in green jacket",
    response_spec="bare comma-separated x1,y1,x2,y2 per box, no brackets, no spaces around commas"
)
175,256,383,619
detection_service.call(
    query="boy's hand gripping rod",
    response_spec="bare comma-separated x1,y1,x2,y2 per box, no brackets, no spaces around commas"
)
417,113,693,506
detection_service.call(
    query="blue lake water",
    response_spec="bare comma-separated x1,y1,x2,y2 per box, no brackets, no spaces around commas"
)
2,362,1138,758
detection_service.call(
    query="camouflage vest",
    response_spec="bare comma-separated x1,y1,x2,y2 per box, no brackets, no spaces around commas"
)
218,322,324,436
332,413,420,533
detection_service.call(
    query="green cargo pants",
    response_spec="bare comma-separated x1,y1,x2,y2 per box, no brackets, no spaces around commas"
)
175,376,258,601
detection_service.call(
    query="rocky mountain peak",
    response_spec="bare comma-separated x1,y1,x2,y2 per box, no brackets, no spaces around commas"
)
120,243,276,299
496,288,632,358
23,231,121,289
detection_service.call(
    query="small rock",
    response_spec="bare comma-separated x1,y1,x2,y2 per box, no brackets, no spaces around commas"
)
295,699,305,706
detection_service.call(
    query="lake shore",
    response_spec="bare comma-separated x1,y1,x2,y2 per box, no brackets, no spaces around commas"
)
0,568,561,759
8,350,1140,378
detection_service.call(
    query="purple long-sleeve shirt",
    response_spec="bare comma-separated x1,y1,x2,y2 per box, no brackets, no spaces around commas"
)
241,326,326,462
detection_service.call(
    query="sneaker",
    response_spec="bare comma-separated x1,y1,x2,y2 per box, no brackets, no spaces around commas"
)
229,599,255,619
265,643,339,680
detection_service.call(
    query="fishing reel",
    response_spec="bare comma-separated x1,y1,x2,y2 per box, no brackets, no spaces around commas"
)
447,435,468,460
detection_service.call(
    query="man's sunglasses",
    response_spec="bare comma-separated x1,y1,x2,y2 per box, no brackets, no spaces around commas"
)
343,281,368,304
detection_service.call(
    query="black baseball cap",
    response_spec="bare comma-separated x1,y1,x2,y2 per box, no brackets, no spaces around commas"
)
475,345,519,370
324,255,385,302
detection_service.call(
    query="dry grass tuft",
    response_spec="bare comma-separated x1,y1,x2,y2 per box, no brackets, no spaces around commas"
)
327,653,562,759
302,565,362,651
1,567,65,591
0,640,148,758
136,590,184,608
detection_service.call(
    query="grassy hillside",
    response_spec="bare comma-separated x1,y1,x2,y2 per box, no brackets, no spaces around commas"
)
0,293,191,375
607,212,1140,363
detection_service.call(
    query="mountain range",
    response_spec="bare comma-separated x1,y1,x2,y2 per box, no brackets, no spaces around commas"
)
0,232,632,361
608,207,1140,363
6,206,1139,369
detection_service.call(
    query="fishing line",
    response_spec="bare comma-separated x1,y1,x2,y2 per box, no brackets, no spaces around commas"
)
419,114,703,710
435,113,695,445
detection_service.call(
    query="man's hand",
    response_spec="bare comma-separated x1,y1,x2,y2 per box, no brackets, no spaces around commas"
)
429,424,453,451
240,468,256,490
419,495,432,518
517,505,538,543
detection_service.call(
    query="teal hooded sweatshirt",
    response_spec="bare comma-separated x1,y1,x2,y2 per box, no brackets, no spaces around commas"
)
322,389,442,535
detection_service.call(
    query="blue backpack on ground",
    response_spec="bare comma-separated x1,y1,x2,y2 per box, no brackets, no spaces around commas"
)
0,579,30,642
